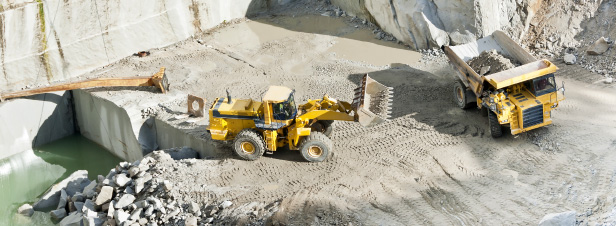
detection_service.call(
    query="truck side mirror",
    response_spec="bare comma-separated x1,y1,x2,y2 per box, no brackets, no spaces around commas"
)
559,81,565,94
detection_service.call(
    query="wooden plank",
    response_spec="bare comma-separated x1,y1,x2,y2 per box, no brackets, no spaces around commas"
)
1,67,167,101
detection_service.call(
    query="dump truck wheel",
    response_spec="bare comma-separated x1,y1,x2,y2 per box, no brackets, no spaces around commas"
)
299,132,332,162
454,80,474,109
233,129,266,161
488,110,503,138
311,121,336,137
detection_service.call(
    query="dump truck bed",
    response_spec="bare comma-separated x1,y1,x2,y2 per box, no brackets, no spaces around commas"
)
443,31,554,95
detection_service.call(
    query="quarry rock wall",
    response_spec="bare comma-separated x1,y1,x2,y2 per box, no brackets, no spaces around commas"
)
0,0,277,91
331,0,542,49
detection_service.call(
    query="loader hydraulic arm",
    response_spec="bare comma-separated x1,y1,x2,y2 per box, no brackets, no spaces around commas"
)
1,67,169,101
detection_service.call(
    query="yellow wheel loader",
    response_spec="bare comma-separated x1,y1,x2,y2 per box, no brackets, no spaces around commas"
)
443,31,565,138
206,75,393,162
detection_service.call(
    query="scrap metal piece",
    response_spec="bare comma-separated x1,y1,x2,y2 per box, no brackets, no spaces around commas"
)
188,94,206,117
151,67,169,94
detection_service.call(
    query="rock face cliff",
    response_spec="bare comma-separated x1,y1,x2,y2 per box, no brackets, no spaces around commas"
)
331,0,542,49
0,0,286,91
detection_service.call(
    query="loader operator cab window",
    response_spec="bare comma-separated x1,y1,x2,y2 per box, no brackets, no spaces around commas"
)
272,94,297,120
524,74,556,96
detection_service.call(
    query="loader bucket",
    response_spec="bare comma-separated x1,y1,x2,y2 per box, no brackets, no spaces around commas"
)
352,74,393,127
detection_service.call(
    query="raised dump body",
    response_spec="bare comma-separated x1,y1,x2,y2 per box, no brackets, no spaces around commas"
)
443,31,565,137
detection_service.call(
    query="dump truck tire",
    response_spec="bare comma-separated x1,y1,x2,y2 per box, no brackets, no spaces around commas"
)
233,129,266,161
311,121,335,137
454,80,474,109
299,132,332,162
488,110,503,138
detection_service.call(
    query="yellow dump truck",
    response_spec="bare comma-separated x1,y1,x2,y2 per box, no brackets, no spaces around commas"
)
207,75,393,162
443,31,565,137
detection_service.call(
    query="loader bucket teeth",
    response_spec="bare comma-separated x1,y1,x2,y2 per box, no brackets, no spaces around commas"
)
353,74,394,127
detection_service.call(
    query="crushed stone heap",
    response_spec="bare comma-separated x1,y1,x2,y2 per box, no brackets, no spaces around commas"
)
467,50,520,76
31,150,279,226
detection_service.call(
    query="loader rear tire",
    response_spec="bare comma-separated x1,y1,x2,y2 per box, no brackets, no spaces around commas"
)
311,120,335,137
299,132,332,162
233,129,266,161
454,80,475,109
488,110,503,138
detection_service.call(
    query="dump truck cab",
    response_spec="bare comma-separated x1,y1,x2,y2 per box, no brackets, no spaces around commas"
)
479,60,564,135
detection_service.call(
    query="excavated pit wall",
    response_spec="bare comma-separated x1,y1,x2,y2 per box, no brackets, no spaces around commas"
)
0,0,282,90
72,90,218,162
0,91,74,160
0,0,286,161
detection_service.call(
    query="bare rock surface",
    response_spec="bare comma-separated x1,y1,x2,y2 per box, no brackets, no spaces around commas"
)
538,211,577,226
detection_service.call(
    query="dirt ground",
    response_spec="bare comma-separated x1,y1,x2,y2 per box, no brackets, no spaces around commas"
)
74,4,616,225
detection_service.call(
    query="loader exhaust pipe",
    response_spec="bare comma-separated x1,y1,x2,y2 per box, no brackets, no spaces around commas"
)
352,74,393,127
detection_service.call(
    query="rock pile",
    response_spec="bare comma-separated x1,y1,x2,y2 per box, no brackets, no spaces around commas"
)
467,50,520,76
25,151,264,226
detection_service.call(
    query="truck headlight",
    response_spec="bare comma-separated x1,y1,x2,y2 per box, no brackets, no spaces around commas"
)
552,103,558,108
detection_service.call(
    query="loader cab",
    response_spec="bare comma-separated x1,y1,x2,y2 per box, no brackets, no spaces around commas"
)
262,86,297,121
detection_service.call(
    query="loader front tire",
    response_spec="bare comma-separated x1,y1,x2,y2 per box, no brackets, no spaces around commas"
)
311,120,336,137
299,132,332,162
454,80,475,109
233,129,266,161
488,110,503,138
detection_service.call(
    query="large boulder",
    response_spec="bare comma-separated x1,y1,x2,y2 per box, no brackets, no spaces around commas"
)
82,181,98,199
17,204,34,217
113,174,131,187
563,54,577,65
59,212,83,226
33,170,90,211
50,208,67,220
95,186,114,206
114,210,130,225
587,37,611,55
538,211,576,226
115,194,136,209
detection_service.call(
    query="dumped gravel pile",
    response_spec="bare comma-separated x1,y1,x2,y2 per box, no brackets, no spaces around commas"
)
467,50,519,75
30,151,279,226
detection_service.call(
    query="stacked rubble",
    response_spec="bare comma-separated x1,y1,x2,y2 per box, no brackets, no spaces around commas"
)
26,151,270,226
467,50,520,76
